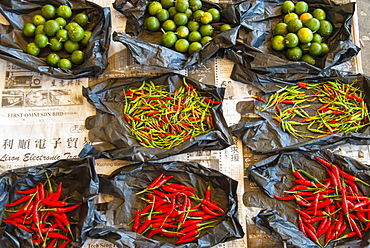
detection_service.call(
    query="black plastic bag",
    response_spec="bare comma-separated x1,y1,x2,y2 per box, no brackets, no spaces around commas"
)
0,157,101,248
87,161,244,247
230,65,370,153
112,0,251,69
79,72,233,162
245,151,370,248
226,0,359,71
0,0,111,79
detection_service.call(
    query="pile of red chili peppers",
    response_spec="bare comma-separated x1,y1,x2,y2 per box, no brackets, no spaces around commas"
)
131,173,225,244
2,175,80,248
122,79,222,149
274,156,370,247
256,80,369,138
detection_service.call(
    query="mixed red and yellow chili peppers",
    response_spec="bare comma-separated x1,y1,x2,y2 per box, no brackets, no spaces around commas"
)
122,79,221,149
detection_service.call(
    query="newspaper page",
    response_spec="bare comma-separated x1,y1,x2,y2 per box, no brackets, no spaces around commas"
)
0,0,364,248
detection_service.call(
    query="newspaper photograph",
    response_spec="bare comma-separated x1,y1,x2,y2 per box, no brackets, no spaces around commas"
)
0,0,366,247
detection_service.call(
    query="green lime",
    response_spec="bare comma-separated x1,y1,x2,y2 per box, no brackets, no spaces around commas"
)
49,37,63,51
32,15,46,26
300,42,311,54
44,20,60,37
274,23,288,35
297,27,313,43
312,8,326,21
320,43,329,56
174,38,189,53
68,24,84,42
148,1,163,15
187,21,200,31
71,50,85,64
188,31,202,42
208,8,220,22
312,33,322,43
220,24,232,32
168,7,178,18
74,13,89,27
271,35,285,51
145,16,160,31
287,18,303,33
156,9,169,22
161,0,174,9
201,12,213,24
80,30,92,46
318,20,333,37
58,58,72,69
56,29,68,42
284,13,299,24
301,54,315,65
162,19,176,31
41,4,56,19
189,0,202,11
55,17,67,28
64,40,79,53
46,53,60,66
188,41,202,55
161,31,177,47
175,0,189,13
185,8,193,18
305,18,320,32
193,10,204,22
282,1,295,14
176,26,189,38
34,33,49,48
23,23,36,37
35,25,45,35
56,5,72,19
309,42,322,56
26,42,40,56
286,47,302,61
284,33,299,48
299,12,313,25
65,22,79,31
199,24,214,36
200,36,212,46
174,13,188,26
295,1,308,15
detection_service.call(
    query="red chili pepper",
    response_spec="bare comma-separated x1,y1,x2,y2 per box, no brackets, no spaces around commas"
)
356,210,368,223
176,229,199,243
274,195,295,201
47,232,70,240
315,218,329,238
201,199,224,214
297,215,307,237
351,94,364,102
175,236,197,244
179,220,216,234
303,223,321,246
348,214,362,238
297,82,308,89
5,194,32,207
253,96,266,102
295,196,313,207
205,98,222,104
292,179,316,187
353,198,370,210
345,180,359,195
42,204,80,213
16,187,38,195
167,183,195,191
155,176,174,189
295,209,311,220
122,91,133,97
201,204,223,216
46,238,57,248
132,209,140,232
303,216,326,223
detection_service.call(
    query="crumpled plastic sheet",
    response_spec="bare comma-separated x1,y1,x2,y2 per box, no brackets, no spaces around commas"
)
79,72,234,162
87,161,245,247
0,157,102,248
229,65,370,153
0,0,111,79
225,0,360,71
244,150,370,248
112,0,251,69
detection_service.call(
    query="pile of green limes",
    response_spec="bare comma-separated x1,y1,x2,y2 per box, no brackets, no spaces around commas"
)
22,4,91,69
144,0,232,55
271,1,333,65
